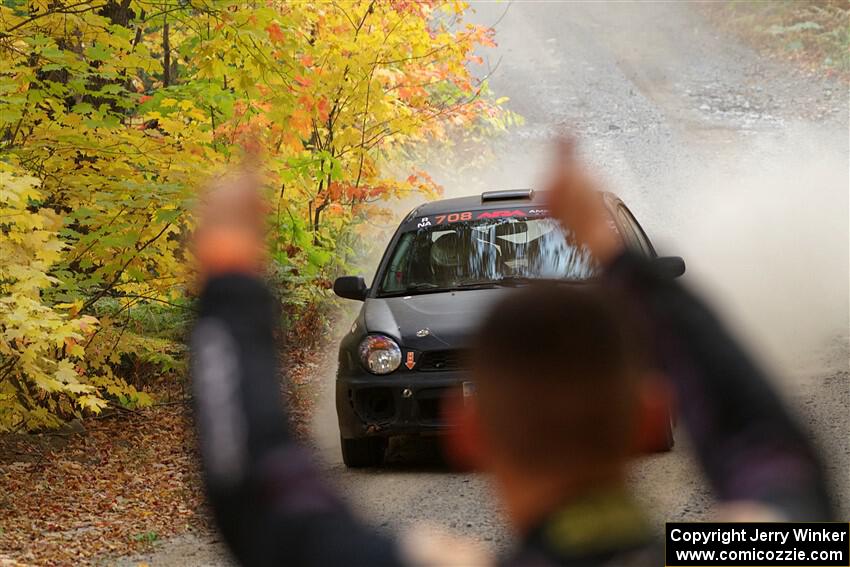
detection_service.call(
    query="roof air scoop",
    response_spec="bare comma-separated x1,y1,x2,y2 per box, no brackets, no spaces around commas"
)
481,189,534,202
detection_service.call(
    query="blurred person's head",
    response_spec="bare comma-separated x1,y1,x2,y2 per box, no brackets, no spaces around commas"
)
448,283,657,532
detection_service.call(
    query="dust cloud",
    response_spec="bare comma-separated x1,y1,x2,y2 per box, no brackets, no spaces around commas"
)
649,124,849,379
416,120,849,383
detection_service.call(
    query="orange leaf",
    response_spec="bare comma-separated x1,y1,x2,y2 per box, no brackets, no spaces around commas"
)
266,23,285,43
317,98,330,122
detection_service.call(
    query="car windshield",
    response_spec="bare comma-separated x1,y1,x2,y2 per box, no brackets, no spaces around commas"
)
378,216,597,296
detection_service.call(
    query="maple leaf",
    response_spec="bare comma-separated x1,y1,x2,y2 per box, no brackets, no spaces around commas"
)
316,98,330,122
266,23,285,43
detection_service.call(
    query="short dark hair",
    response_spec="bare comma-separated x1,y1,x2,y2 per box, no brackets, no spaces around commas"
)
471,283,644,469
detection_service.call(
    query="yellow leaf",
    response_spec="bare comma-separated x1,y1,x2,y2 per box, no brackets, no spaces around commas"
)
68,344,86,358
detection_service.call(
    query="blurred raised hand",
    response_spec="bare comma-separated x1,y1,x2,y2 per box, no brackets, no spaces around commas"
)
193,164,268,283
544,138,623,265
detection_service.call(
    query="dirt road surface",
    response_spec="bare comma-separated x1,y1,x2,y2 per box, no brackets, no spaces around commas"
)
119,3,848,564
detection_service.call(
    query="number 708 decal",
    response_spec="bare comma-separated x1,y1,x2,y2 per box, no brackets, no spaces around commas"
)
434,212,473,224
414,208,543,227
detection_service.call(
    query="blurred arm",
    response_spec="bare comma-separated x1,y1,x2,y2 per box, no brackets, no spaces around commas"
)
605,252,832,521
192,273,404,567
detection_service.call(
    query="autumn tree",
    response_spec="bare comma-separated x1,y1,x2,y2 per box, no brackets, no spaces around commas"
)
0,0,511,430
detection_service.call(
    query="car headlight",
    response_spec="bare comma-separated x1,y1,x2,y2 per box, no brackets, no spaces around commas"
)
359,334,402,375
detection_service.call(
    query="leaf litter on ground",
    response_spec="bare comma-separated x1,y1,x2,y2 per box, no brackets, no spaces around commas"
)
0,337,326,566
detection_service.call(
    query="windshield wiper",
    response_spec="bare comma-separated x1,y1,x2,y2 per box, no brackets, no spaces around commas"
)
404,283,441,291
381,278,537,297
453,276,534,290
494,276,534,286
379,283,446,297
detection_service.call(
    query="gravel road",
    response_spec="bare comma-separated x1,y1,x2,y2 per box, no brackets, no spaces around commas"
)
120,3,848,564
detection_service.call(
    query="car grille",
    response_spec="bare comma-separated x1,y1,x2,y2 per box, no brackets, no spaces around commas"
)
417,349,469,372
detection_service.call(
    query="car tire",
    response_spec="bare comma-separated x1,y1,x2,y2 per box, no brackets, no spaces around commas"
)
662,414,675,451
341,436,387,468
653,413,675,453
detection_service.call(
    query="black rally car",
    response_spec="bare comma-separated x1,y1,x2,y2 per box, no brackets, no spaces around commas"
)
333,189,685,467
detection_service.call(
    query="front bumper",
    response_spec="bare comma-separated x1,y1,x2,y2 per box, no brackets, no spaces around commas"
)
336,371,466,439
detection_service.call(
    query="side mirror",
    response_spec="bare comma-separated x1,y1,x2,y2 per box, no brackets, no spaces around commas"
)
654,256,686,279
334,276,369,301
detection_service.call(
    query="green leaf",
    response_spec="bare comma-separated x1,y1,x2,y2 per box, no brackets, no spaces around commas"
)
72,102,94,115
155,209,182,223
84,45,112,62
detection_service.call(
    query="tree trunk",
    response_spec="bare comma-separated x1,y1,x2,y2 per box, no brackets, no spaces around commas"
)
163,20,172,87
99,0,134,27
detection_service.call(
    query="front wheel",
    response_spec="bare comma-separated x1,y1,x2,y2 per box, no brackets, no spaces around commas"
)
647,412,675,453
341,436,387,468
660,413,675,452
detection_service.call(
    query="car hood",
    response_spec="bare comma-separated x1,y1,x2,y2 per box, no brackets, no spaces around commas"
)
363,288,509,349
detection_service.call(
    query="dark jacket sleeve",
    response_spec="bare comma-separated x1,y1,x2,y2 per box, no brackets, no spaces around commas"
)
191,274,404,567
605,253,832,520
